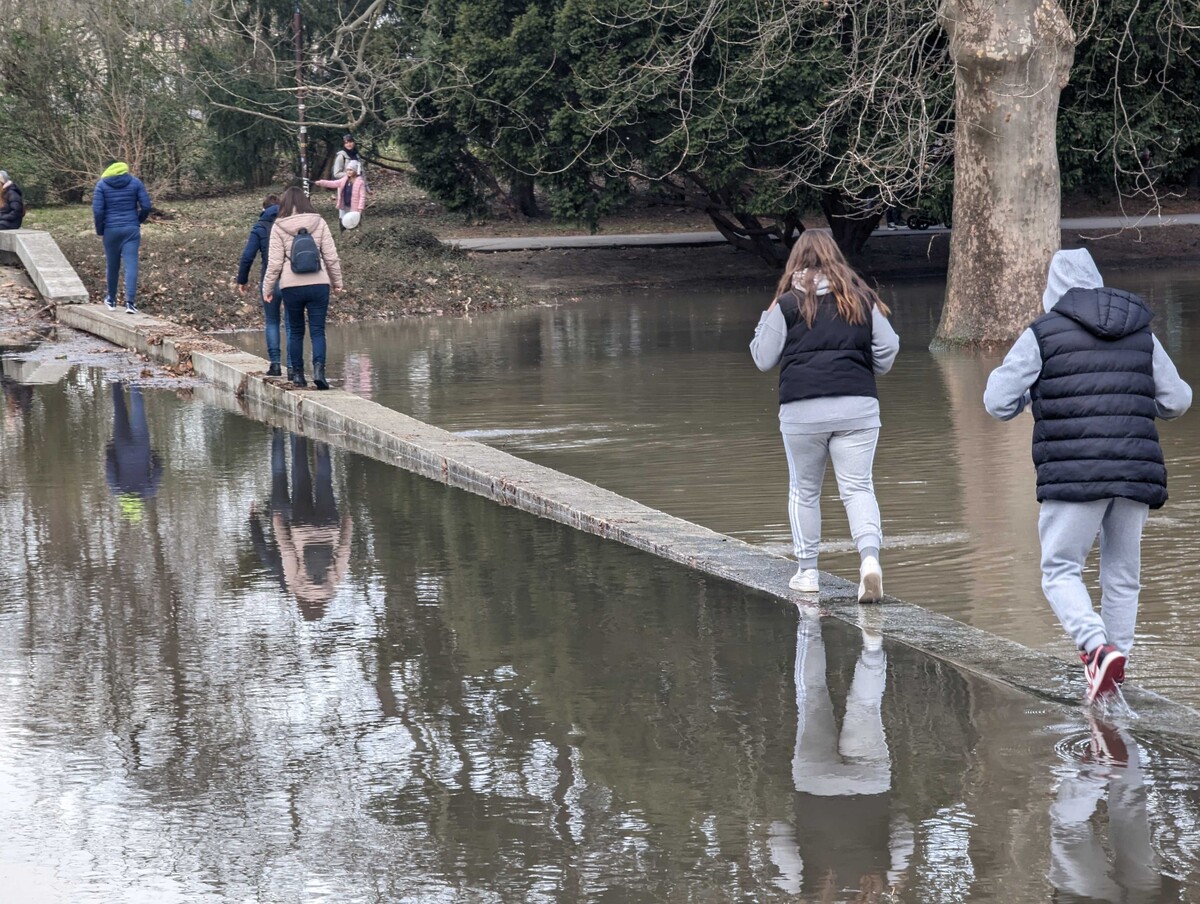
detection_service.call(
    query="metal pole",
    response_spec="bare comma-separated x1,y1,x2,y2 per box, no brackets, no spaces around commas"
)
293,3,309,195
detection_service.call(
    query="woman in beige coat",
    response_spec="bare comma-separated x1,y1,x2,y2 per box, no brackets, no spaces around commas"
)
263,186,344,389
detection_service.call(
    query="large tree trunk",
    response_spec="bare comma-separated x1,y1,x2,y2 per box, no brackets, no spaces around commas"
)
933,0,1075,348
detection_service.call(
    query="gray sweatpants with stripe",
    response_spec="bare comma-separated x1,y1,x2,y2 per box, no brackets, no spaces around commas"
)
782,428,882,568
1038,498,1149,656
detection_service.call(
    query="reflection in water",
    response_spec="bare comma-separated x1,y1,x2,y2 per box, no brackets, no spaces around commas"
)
1050,717,1167,903
771,608,912,898
105,382,163,519
1,373,1200,900
249,430,353,620
2,375,33,429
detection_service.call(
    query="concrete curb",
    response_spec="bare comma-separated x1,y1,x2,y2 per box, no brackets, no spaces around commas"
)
55,304,1200,753
0,229,89,304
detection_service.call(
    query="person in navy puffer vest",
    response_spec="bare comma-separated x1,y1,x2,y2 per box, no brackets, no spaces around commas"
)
751,230,900,603
92,160,152,313
985,248,1192,705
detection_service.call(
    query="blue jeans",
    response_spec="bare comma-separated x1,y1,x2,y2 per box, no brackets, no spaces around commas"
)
261,282,287,365
283,283,330,369
102,226,141,304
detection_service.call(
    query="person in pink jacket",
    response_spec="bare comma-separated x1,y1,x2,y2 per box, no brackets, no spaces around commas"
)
263,187,344,390
314,160,366,232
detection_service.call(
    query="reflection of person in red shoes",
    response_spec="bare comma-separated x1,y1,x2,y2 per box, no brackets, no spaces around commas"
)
1049,714,1163,902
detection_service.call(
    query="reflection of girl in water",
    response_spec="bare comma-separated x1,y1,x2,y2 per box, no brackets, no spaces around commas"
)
105,383,163,520
249,430,352,620
770,609,912,897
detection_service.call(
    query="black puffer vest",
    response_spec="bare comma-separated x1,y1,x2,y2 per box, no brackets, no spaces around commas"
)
777,290,876,404
1029,287,1167,508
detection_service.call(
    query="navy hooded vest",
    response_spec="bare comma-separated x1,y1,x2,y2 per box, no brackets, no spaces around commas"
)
1029,286,1167,508
776,291,876,404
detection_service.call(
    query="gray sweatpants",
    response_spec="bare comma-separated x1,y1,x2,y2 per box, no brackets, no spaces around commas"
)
782,428,882,568
1038,498,1149,656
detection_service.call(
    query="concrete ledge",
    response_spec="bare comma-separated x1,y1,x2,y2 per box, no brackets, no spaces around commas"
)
0,229,89,304
56,303,1200,753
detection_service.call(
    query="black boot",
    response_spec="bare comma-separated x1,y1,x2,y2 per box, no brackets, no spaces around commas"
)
292,365,307,388
313,362,329,390
267,362,281,377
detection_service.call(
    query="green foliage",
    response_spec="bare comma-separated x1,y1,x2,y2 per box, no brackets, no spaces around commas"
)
1060,1,1200,198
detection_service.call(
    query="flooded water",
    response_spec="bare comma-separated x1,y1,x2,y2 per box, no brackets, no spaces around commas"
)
2,367,1200,900
221,268,1200,706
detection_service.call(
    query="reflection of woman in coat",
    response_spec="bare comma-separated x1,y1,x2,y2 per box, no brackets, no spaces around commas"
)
249,430,352,621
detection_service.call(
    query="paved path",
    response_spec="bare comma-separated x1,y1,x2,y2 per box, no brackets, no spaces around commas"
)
447,213,1200,252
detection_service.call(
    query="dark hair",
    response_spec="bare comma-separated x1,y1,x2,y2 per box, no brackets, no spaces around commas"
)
278,187,317,218
263,193,280,209
343,134,354,143
774,231,889,326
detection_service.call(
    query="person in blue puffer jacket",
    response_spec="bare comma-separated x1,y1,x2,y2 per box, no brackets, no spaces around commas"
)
92,160,152,313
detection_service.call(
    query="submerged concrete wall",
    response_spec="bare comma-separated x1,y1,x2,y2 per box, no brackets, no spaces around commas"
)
56,304,1200,752
0,229,89,305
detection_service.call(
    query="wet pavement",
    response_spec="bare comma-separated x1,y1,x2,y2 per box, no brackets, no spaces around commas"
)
1,367,1199,900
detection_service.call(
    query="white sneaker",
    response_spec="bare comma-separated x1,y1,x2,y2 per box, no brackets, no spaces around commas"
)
789,567,819,593
858,556,883,603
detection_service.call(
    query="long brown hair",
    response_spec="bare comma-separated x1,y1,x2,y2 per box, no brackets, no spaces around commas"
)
774,231,890,326
278,186,317,217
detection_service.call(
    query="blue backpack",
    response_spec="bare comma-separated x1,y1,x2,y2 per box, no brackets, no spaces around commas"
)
285,227,322,274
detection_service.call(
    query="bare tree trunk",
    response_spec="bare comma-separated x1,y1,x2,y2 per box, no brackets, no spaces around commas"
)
933,0,1075,348
509,174,539,218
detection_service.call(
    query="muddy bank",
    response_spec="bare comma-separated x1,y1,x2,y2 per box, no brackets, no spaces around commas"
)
0,264,55,350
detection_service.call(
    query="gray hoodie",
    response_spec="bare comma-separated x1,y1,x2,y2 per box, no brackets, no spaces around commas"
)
984,248,1191,421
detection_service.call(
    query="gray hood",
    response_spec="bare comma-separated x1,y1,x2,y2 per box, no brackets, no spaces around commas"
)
1043,249,1103,312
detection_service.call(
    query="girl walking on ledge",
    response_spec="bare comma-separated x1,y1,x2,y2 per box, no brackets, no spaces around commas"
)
751,231,900,602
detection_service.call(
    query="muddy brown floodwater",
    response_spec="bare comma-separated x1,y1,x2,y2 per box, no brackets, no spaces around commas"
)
2,366,1200,900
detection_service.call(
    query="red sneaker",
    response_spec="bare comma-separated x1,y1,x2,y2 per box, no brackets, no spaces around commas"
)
1081,644,1126,703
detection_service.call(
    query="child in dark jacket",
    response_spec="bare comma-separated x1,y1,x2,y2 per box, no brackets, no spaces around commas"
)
236,194,287,376
984,248,1192,705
